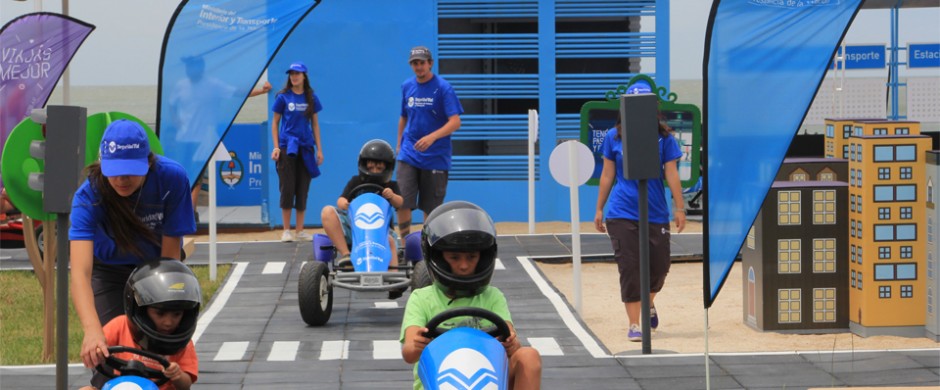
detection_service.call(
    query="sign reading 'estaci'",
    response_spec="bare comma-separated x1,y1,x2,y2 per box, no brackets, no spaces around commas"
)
908,43,940,68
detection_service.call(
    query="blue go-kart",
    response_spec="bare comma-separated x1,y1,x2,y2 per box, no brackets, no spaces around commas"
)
96,346,170,390
298,183,430,326
418,307,511,390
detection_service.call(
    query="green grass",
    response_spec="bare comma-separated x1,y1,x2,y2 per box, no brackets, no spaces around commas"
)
0,264,231,365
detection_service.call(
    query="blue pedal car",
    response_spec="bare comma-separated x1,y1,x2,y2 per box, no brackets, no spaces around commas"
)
418,307,511,390
298,183,430,326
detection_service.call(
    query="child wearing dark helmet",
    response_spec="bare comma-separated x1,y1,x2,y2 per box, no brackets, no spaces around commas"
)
400,201,542,390
81,259,200,390
320,139,404,269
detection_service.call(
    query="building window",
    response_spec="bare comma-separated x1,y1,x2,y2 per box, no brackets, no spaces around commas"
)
813,190,835,225
851,195,857,212
746,226,755,250
857,170,862,186
878,167,890,180
778,289,801,324
873,127,888,135
876,264,895,280
790,169,808,181
858,223,862,239
900,167,912,180
850,144,856,161
900,207,912,219
879,246,891,259
878,207,890,220
897,264,916,280
858,195,862,211
901,285,913,298
842,145,848,159
879,285,891,298
843,125,852,139
778,239,801,274
778,191,801,226
850,169,856,186
818,171,835,181
858,147,862,162
813,239,836,273
900,246,912,258
897,145,916,161
895,127,909,135
854,126,863,136
851,220,856,237
858,272,863,289
857,246,863,264
813,288,836,323
851,270,856,287
851,244,856,263
826,124,834,138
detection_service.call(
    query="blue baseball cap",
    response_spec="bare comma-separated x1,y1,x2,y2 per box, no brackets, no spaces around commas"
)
99,120,150,177
626,80,652,94
286,61,307,73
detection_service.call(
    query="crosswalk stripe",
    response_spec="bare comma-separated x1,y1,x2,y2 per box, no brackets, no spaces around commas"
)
374,301,400,309
214,341,249,361
263,262,286,274
528,337,564,356
495,258,505,270
320,340,349,360
372,340,401,360
268,341,300,361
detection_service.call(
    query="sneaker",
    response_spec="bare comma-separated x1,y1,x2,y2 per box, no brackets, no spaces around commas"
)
280,230,294,242
336,254,352,268
628,324,642,342
294,231,313,241
650,307,659,330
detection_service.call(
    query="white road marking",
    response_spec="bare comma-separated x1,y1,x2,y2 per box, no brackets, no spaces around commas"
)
193,262,248,343
528,337,564,356
268,341,300,361
320,340,349,360
262,261,286,274
214,341,249,361
516,256,609,358
372,340,401,360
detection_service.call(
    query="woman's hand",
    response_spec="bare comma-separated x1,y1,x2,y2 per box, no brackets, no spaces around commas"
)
316,150,324,165
80,328,109,368
594,210,606,233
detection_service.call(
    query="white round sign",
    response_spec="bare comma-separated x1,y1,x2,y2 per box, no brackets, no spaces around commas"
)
549,140,595,187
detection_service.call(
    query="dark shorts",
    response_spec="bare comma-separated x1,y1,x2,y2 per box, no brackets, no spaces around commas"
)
605,219,671,303
91,261,137,326
396,161,448,216
276,153,313,211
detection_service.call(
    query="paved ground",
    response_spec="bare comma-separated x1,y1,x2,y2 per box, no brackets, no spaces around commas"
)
2,233,938,389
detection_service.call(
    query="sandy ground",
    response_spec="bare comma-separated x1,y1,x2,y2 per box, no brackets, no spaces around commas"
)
193,220,939,355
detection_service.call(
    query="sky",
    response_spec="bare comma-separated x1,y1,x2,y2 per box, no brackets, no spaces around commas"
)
1,0,938,85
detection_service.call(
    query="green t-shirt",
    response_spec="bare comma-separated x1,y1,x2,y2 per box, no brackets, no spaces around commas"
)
399,285,512,390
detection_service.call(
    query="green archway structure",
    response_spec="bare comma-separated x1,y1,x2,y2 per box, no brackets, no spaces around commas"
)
578,74,701,189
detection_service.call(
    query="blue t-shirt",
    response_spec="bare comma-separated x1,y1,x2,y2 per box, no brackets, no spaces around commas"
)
272,91,323,149
69,156,196,265
398,75,464,171
601,128,682,224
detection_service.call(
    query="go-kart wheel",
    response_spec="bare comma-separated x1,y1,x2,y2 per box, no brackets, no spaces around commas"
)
96,345,170,386
424,307,511,341
410,260,432,291
348,183,385,199
298,261,332,326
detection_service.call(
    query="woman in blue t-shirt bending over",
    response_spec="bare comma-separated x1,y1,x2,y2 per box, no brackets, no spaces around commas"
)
69,119,196,369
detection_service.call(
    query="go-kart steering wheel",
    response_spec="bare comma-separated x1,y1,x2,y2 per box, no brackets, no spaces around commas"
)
348,183,386,200
424,307,512,341
96,345,170,386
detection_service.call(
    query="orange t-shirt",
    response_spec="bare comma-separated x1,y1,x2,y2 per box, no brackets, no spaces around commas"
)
102,315,198,389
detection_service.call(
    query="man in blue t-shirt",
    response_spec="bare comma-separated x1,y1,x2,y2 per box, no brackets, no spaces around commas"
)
396,46,464,241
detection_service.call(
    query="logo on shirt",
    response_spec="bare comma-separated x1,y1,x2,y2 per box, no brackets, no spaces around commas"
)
435,348,500,389
288,102,308,112
354,203,385,230
407,96,415,108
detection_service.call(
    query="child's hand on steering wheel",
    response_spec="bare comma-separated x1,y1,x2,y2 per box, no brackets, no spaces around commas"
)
381,188,394,200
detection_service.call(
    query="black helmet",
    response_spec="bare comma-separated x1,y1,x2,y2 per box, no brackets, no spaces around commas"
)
123,259,201,355
358,139,395,184
421,201,497,298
